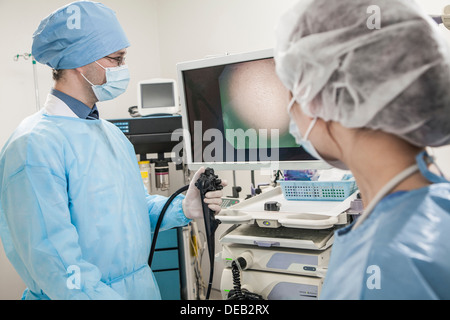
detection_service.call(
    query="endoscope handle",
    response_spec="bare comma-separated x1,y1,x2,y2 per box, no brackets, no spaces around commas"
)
194,167,223,300
195,168,223,193
195,168,223,233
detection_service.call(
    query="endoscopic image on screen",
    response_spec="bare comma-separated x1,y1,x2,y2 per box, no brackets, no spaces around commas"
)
219,58,297,149
181,56,316,163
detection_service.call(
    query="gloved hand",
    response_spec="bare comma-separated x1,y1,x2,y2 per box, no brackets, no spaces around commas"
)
182,167,227,220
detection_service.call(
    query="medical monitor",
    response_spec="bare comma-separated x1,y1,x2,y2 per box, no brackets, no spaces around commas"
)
177,49,328,171
138,79,180,116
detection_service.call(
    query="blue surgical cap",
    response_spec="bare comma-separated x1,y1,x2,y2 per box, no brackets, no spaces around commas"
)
32,1,130,70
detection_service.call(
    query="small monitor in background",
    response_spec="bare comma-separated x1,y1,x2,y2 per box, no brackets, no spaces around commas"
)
137,79,180,116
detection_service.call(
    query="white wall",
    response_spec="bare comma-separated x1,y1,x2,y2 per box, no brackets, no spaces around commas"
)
155,0,297,80
1,0,450,300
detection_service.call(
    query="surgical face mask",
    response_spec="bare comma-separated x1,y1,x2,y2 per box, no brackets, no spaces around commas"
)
81,61,130,102
289,116,322,160
288,97,349,170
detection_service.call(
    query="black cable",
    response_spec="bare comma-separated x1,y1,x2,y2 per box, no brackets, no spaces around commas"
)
149,168,222,300
198,184,217,300
230,260,244,300
148,185,189,267
227,258,264,300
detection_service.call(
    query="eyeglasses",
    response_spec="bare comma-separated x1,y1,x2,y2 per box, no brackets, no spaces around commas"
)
104,55,126,67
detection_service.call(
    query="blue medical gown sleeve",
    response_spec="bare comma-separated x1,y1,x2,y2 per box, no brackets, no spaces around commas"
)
124,140,191,232
143,187,191,233
1,165,123,300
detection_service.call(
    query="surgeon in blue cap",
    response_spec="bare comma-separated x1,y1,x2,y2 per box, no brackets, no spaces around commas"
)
0,1,224,300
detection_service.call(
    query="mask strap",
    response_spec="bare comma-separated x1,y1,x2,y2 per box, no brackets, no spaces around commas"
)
80,59,110,87
303,117,318,141
78,61,106,86
352,163,420,230
95,61,107,70
80,72,95,86
287,97,297,113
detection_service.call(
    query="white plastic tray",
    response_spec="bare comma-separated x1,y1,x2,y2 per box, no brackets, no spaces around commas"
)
217,186,357,229
219,224,335,250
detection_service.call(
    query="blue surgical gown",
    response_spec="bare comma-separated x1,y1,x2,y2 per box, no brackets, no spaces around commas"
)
0,110,190,300
320,152,450,300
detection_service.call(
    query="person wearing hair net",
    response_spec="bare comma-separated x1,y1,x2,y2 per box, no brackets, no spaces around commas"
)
0,1,224,300
275,0,450,299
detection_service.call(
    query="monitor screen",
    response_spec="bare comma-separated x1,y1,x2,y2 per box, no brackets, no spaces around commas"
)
141,82,176,109
177,49,327,170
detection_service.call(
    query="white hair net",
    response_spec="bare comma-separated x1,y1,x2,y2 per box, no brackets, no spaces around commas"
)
275,0,450,147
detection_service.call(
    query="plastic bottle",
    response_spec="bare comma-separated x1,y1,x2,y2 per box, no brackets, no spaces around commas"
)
138,160,151,193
